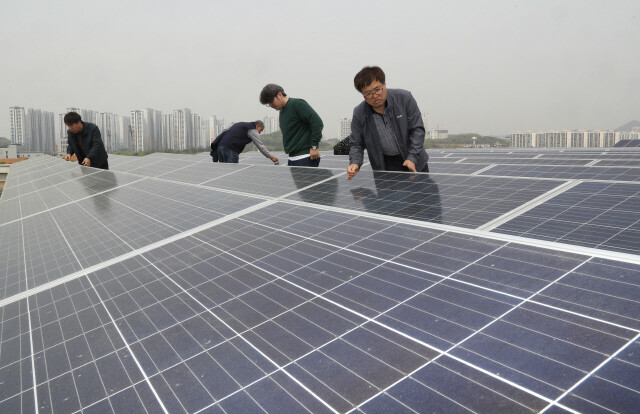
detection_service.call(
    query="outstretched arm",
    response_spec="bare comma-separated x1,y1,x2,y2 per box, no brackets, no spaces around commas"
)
249,130,278,163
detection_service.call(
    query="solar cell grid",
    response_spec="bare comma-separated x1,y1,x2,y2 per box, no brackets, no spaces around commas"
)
74,193,178,250
427,162,492,174
286,170,564,228
458,158,594,166
481,164,640,181
495,181,640,254
0,197,21,224
0,221,25,298
592,159,640,166
22,212,83,291
203,165,338,197
49,203,133,269
158,162,247,185
1,154,640,413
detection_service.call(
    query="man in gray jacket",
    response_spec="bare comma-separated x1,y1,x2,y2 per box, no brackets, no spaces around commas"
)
347,66,429,180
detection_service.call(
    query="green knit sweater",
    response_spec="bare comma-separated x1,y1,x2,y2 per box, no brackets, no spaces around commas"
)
279,98,324,157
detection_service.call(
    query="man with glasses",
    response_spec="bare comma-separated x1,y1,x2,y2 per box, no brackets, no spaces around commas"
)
346,66,429,180
259,84,324,167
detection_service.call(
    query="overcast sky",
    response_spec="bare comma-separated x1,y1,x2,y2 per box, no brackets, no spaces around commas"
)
1,0,638,139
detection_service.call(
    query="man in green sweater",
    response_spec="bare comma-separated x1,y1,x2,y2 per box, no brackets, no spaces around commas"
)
260,84,324,166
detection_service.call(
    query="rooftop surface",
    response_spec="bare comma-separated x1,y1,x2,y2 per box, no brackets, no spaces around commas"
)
0,148,639,413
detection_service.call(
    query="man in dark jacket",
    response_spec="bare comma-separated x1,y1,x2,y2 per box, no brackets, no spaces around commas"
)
63,112,109,169
210,120,278,164
347,66,429,180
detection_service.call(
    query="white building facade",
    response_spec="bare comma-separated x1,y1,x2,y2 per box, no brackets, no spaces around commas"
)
10,107,55,153
511,130,625,148
10,106,26,145
339,118,351,140
130,110,145,152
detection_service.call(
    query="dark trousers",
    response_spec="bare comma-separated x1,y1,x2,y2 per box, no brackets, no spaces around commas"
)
383,155,428,172
217,146,240,163
288,156,320,167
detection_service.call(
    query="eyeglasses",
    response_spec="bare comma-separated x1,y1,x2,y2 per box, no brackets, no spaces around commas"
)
362,85,384,98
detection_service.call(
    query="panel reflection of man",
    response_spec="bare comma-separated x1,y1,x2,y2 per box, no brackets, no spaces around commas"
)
351,172,442,223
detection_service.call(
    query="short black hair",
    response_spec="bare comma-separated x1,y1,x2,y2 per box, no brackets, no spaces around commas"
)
354,66,386,92
260,84,286,105
64,112,82,125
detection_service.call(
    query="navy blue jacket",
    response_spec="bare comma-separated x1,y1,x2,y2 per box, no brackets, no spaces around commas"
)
349,88,428,171
66,122,108,168
210,122,256,161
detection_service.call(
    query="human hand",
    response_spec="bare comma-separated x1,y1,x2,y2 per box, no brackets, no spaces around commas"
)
63,154,71,161
270,155,279,163
81,158,91,166
310,148,320,160
346,164,360,180
403,159,416,172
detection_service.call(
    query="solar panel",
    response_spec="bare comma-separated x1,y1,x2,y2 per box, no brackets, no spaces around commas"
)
614,140,632,147
612,139,640,148
426,163,493,174
493,181,640,254
286,170,564,228
479,164,640,182
1,152,639,414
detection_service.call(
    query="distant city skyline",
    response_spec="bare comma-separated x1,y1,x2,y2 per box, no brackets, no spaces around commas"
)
10,105,261,153
1,1,638,139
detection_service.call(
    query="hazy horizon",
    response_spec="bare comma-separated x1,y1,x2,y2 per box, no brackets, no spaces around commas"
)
2,0,638,139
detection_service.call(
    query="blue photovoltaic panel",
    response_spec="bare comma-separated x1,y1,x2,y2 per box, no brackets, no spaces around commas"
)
613,139,640,147
286,170,564,228
456,157,593,166
494,181,640,254
480,164,640,181
0,154,639,413
427,162,492,174
203,164,338,197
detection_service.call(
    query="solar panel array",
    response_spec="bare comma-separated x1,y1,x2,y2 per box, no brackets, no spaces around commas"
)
1,147,639,414
613,139,640,148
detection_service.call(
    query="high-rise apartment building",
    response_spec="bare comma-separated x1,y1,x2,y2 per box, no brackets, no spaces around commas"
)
130,110,145,152
201,120,210,148
262,116,279,134
192,113,203,149
11,107,55,152
145,108,163,151
162,114,175,150
511,130,624,148
119,116,131,151
208,116,218,143
339,118,351,140
174,109,192,150
213,116,227,138
130,108,162,152
10,106,26,145
96,112,120,152
25,109,56,152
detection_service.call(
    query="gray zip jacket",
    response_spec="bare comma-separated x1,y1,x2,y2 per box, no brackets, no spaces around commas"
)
349,88,428,171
